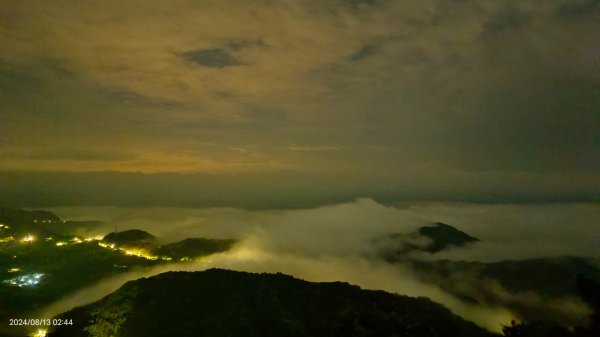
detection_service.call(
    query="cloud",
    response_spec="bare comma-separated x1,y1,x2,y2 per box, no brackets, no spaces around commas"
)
482,5,531,34
36,255,515,333
555,0,600,18
1,0,596,329
343,0,382,8
0,148,135,161
412,265,592,326
49,200,600,261
35,200,599,332
182,48,243,68
287,145,338,152
348,44,378,61
37,201,515,332
225,38,265,51
0,0,598,196
400,202,600,261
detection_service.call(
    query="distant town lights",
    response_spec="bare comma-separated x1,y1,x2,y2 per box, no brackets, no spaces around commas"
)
32,329,47,337
20,234,35,243
2,273,45,287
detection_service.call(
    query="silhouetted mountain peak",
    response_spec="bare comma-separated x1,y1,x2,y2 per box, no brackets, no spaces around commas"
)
102,229,157,248
380,222,479,261
419,222,479,253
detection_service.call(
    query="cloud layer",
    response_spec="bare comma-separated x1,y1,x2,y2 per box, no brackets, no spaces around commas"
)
1,0,598,200
49,199,600,261
36,200,599,331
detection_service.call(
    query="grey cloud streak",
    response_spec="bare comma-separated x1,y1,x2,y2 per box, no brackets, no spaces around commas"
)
183,48,243,68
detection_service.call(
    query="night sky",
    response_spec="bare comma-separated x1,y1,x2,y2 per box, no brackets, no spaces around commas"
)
1,0,598,207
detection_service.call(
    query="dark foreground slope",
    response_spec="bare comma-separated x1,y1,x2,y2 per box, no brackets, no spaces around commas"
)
51,269,497,337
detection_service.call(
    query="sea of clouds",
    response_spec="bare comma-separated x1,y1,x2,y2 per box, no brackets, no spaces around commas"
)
38,200,599,332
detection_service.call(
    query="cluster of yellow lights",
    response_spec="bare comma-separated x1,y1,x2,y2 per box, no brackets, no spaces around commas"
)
32,328,47,337
0,224,14,243
20,235,35,243
97,242,171,261
55,236,103,247
0,228,172,262
123,248,160,260
8,268,20,273
98,242,116,249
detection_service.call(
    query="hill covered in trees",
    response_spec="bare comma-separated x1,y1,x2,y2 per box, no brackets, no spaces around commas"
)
50,268,497,337
380,222,480,260
152,238,236,260
102,230,157,248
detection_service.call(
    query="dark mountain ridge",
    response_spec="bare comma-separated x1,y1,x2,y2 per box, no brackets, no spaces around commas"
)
0,207,61,226
419,222,479,253
153,238,236,260
50,268,497,337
